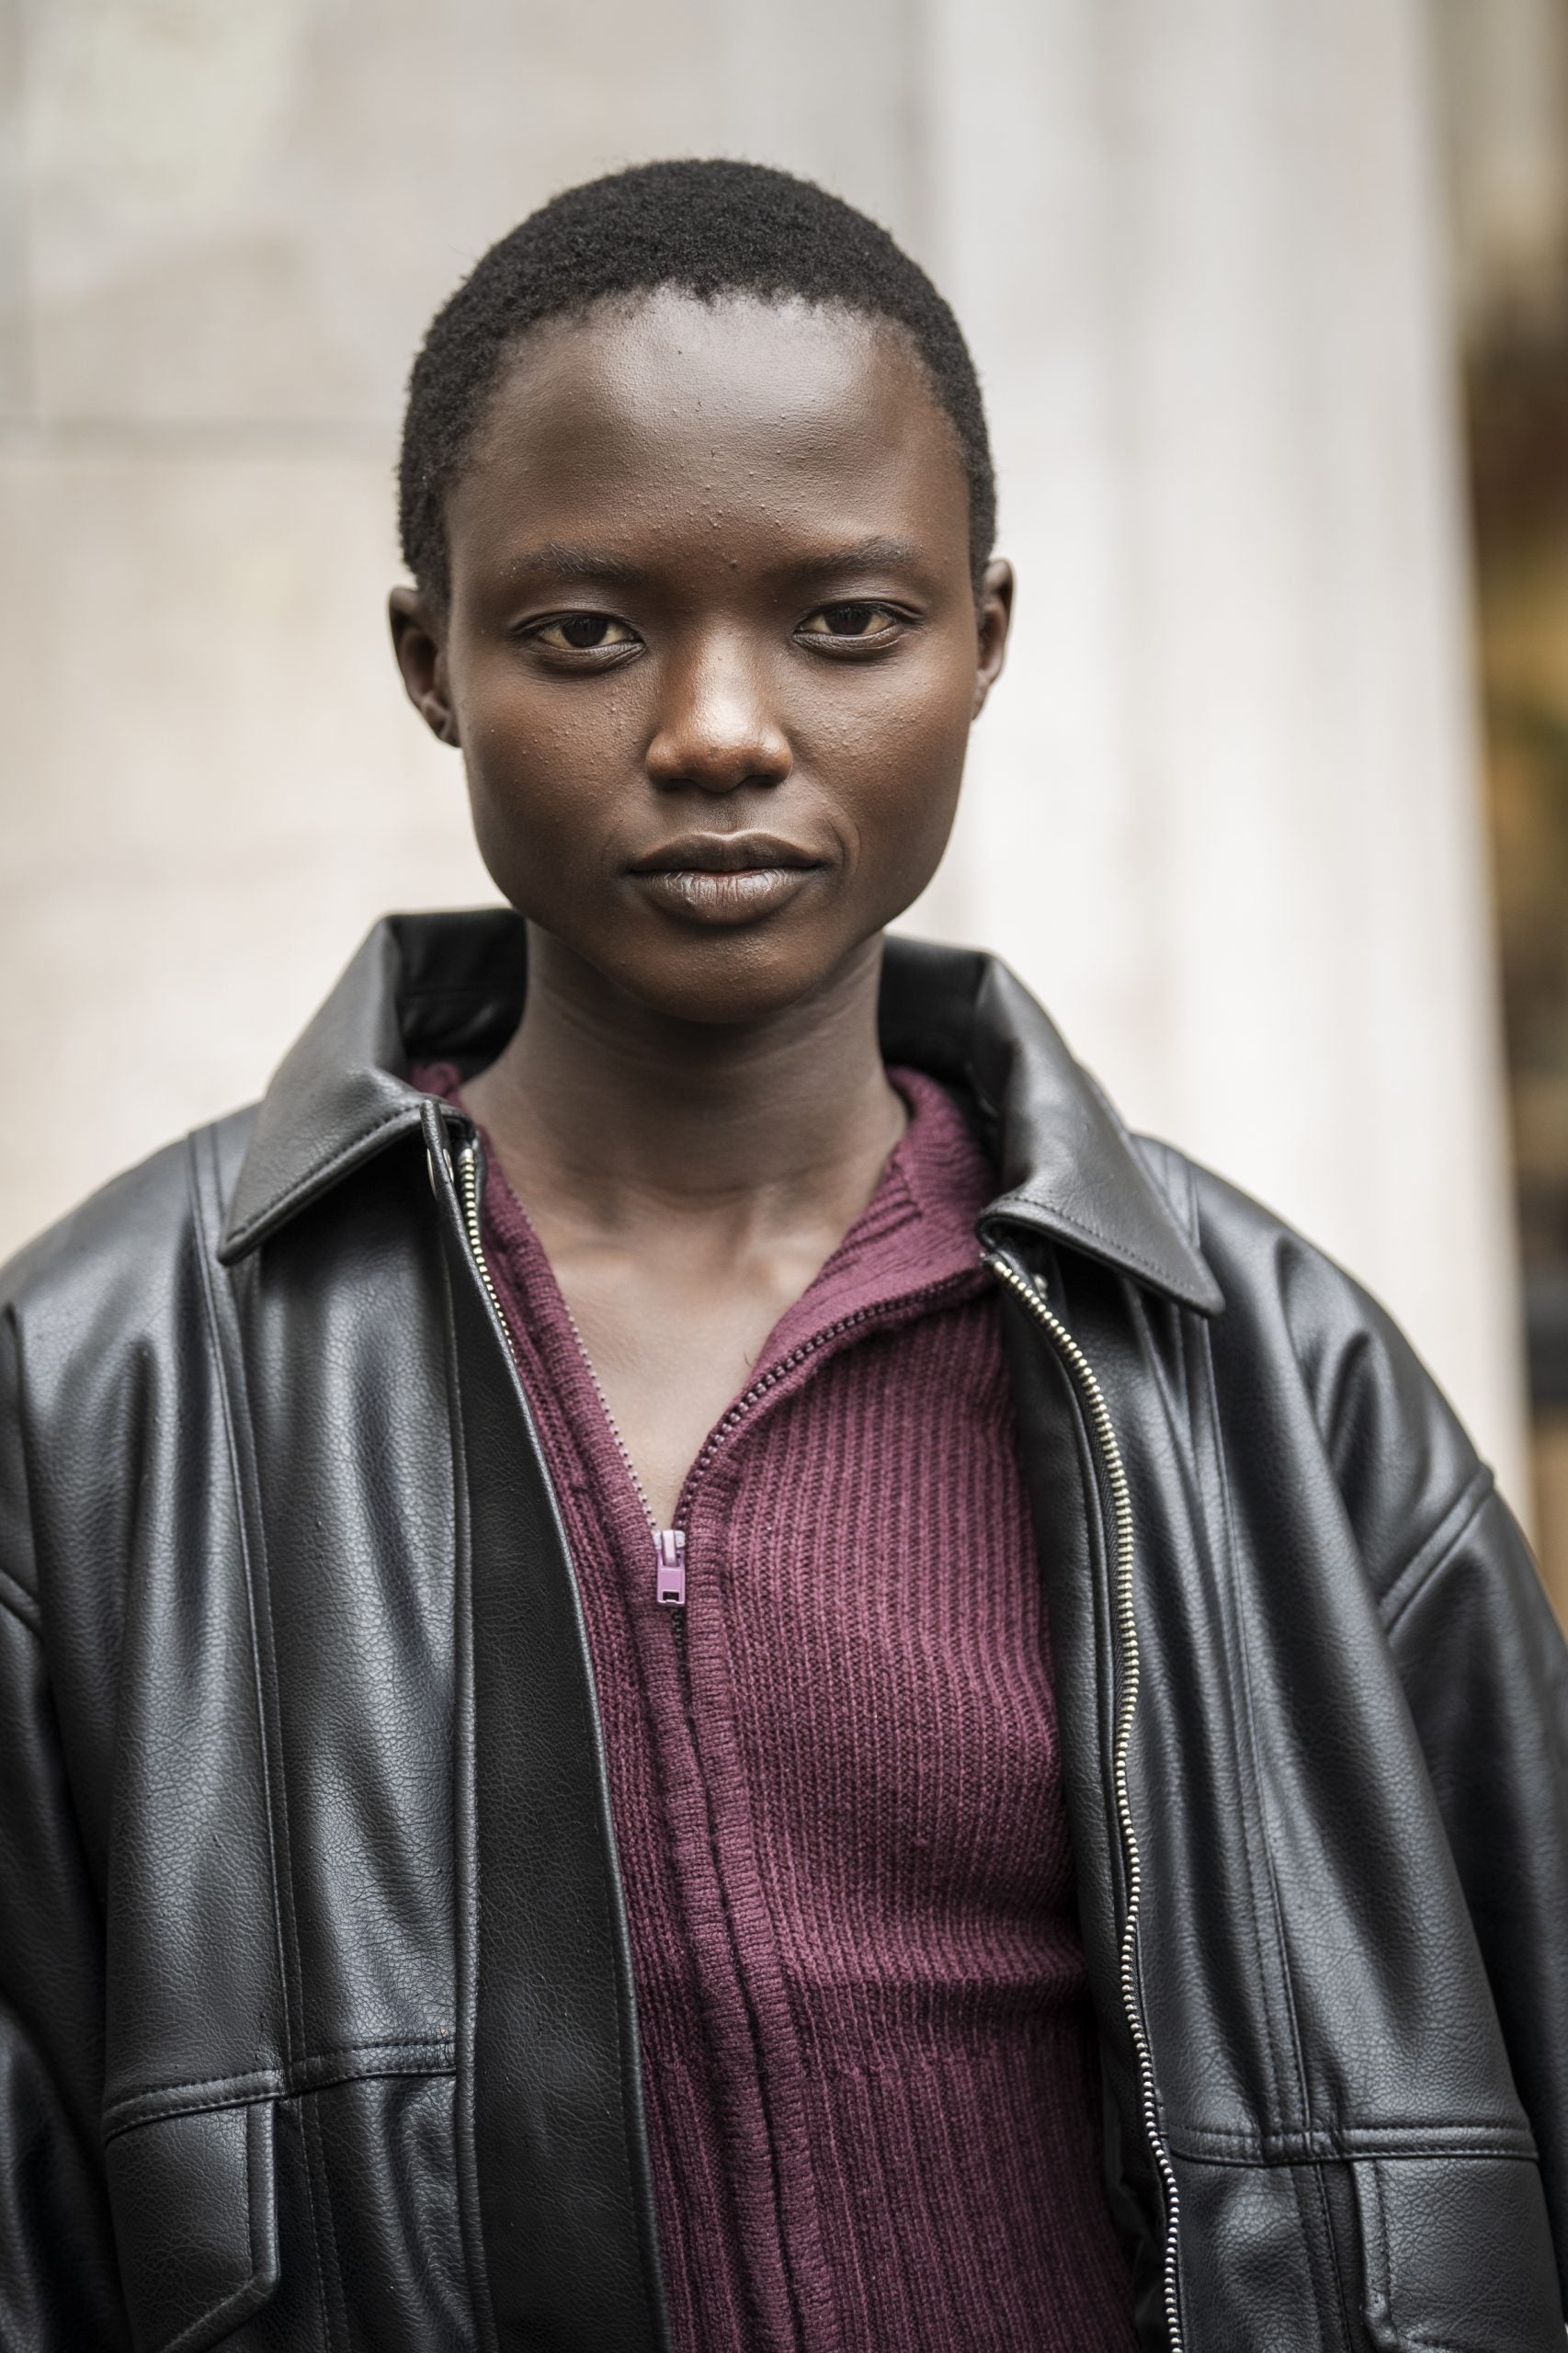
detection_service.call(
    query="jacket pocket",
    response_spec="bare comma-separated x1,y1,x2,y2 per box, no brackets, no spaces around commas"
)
105,2099,280,2353
1349,2153,1562,2351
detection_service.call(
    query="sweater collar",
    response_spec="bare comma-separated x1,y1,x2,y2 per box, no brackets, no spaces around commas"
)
219,910,1221,1315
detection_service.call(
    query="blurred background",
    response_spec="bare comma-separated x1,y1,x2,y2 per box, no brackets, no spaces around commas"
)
2,0,1566,1608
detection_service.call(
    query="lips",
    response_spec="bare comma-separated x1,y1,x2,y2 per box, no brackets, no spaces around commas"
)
627,832,827,926
628,832,824,877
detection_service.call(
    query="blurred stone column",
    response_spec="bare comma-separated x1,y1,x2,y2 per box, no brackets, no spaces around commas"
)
911,0,1528,1506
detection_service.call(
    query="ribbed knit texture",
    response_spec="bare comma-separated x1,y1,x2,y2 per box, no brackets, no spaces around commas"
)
417,1063,1137,2352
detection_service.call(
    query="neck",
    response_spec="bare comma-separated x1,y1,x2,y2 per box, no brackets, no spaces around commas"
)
463,926,906,1241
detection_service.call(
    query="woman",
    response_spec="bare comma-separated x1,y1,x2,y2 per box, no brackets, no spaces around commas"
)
2,160,1564,2352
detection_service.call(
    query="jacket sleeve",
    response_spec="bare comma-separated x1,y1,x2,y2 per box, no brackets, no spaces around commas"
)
1383,1474,1568,2290
0,1312,130,2348
1300,1262,1568,2297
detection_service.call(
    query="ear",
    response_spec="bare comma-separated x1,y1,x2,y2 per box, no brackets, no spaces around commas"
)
389,585,460,747
971,559,1014,720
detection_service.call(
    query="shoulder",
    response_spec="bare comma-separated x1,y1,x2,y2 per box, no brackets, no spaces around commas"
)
1134,1135,1488,1604
0,1108,258,1652
0,1101,256,1430
2,1108,255,1319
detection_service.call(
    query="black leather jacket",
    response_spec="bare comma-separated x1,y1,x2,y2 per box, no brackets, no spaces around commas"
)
3,912,1565,2353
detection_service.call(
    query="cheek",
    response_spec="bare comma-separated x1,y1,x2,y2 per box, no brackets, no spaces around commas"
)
806,643,973,870
457,664,643,897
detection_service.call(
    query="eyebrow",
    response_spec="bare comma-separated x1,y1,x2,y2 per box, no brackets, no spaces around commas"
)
503,542,647,584
502,534,926,587
799,537,923,573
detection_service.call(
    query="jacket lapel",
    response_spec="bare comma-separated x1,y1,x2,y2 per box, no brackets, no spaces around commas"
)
879,937,1222,1313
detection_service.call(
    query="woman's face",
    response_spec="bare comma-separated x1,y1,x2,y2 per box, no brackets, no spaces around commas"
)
392,289,1011,1025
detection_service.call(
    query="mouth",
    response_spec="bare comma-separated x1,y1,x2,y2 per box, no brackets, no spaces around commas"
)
627,832,828,926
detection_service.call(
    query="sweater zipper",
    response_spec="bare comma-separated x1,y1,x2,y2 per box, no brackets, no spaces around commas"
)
455,1135,682,1600
460,1124,965,1616
984,1246,1184,2353
562,1286,965,1612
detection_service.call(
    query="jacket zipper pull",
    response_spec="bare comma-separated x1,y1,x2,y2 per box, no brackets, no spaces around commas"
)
654,1529,687,1608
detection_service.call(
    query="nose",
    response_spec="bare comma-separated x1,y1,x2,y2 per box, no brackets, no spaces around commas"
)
644,634,792,795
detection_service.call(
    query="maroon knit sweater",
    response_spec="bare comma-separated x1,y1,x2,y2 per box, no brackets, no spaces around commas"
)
417,1063,1136,2352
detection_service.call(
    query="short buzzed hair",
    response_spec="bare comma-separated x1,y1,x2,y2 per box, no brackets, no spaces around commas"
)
398,158,995,608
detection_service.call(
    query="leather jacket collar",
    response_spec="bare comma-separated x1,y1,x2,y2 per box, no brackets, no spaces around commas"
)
219,909,1221,1315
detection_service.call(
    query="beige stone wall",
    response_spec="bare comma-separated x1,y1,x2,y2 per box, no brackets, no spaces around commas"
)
0,1,1528,1505
0,0,924,1252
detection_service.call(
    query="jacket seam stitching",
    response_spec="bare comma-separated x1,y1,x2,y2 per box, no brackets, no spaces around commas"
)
1305,2148,1359,2352
1172,2127,1525,2145
1174,1151,1317,2146
1380,1473,1496,1639
113,2029,456,2098
102,2043,459,2138
189,1130,338,2340
1170,2122,1536,2154
0,1311,114,2068
1192,1306,1315,2141
245,2103,259,2276
1173,2143,1538,2165
303,2053,348,2349
187,1131,293,2062
1370,2163,1400,2341
1173,2145,1540,2169
1271,1241,1496,1614
1369,2168,1495,2353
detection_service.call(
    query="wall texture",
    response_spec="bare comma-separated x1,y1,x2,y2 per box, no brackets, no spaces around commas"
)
0,0,1528,1502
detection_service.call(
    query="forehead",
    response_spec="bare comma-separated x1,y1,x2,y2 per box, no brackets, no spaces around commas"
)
446,289,969,579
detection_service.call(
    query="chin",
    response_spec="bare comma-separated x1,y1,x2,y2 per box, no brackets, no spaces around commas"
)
604,923,872,1029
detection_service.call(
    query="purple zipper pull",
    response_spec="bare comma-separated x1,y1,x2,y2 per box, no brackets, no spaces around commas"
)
654,1529,687,1608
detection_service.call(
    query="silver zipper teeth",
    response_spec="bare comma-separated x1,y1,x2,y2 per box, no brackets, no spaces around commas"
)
985,1248,1184,2353
457,1142,509,1334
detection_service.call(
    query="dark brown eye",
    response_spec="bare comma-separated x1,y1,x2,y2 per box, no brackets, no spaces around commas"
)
799,603,897,640
536,613,636,651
